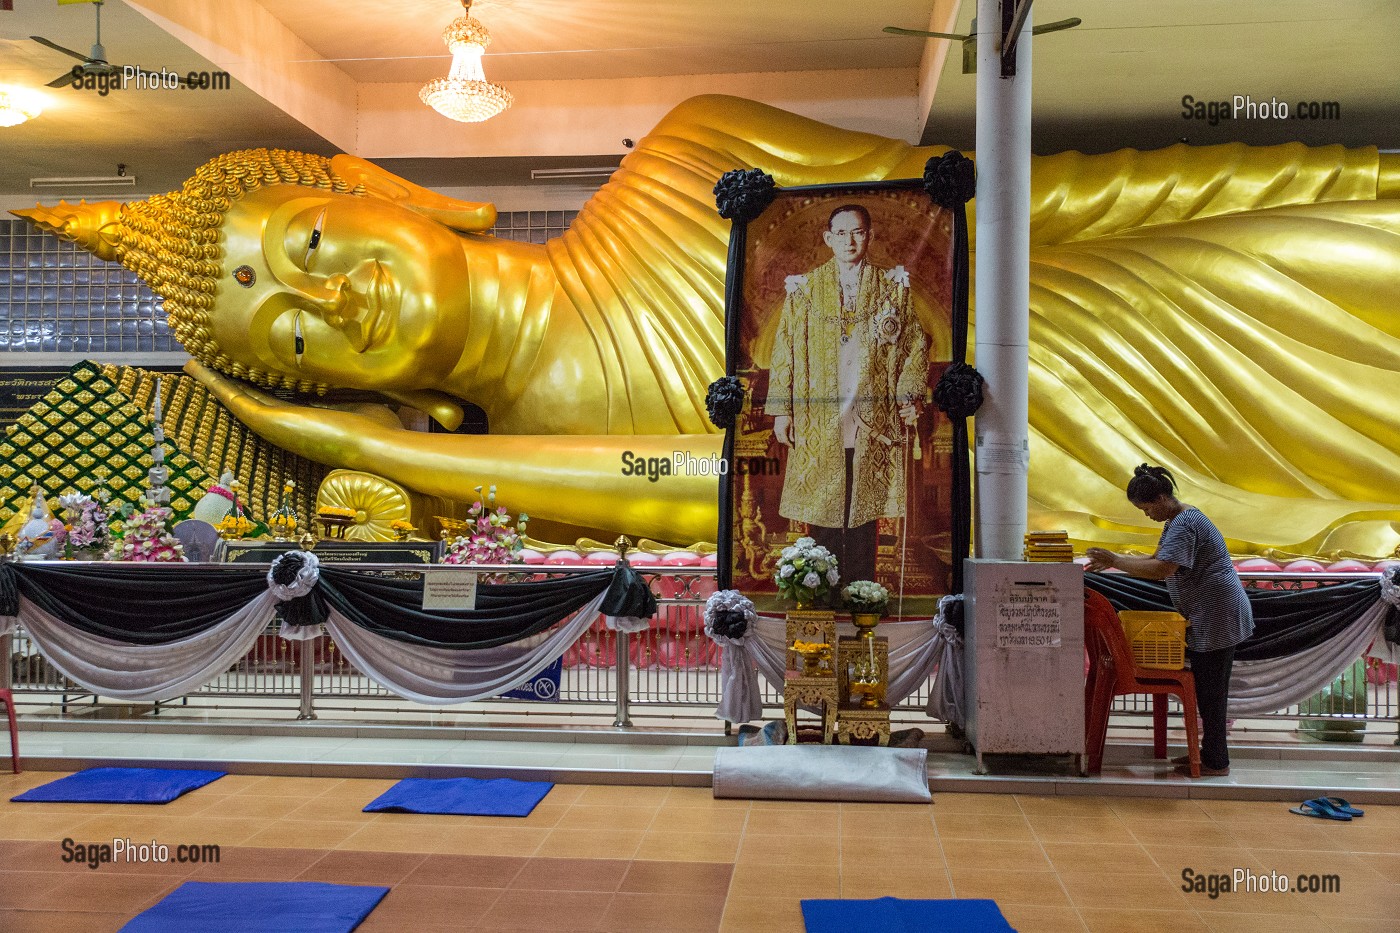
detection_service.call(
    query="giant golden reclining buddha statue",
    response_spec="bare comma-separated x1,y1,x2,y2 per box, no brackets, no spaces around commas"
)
15,95,1400,557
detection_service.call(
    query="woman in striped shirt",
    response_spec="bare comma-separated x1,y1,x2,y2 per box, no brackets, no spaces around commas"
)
1085,465,1254,777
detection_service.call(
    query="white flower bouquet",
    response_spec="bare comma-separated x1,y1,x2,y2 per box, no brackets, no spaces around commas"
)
774,536,839,606
843,579,890,616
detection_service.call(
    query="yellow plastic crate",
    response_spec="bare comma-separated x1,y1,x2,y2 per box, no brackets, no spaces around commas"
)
1119,611,1189,670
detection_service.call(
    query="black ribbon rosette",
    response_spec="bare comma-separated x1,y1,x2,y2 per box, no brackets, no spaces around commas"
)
268,550,326,630
933,361,986,420
713,168,777,223
705,376,746,429
704,589,757,644
922,150,976,209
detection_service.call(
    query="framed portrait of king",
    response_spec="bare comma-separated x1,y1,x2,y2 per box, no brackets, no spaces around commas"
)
720,181,962,617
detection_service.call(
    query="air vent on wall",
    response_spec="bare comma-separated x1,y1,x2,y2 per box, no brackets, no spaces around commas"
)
529,167,616,182
30,175,137,190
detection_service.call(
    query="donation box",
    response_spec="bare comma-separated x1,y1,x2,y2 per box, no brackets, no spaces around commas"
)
963,559,1085,772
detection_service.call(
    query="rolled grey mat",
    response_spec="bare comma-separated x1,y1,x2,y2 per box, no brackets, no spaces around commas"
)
712,745,931,803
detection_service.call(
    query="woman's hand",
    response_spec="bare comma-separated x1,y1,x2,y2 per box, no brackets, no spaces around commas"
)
1084,547,1117,572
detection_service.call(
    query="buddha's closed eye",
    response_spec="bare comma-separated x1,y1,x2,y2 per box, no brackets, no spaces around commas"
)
304,208,326,269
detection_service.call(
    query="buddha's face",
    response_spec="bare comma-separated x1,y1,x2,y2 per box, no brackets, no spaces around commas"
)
212,184,471,391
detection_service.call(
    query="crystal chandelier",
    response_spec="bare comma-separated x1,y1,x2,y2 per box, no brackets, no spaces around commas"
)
0,86,43,128
420,0,513,123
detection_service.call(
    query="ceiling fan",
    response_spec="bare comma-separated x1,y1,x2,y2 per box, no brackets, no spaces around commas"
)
30,0,177,88
884,16,1082,75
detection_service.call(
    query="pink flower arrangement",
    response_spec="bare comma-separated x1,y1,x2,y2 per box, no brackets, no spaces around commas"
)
57,493,111,552
106,505,186,562
443,485,528,566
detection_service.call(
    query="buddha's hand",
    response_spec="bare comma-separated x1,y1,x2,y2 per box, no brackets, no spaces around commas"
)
184,361,404,463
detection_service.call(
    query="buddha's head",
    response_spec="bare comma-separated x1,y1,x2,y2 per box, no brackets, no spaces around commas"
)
13,151,497,396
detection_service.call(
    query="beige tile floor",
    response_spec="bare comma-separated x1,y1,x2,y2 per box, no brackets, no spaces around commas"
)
0,769,1396,932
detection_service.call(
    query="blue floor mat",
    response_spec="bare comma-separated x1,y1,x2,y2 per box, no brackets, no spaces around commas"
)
119,881,389,933
801,897,1015,933
12,767,225,804
363,776,553,816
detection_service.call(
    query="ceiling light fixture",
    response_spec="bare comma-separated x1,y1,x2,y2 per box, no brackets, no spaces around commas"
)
0,86,43,128
420,0,513,124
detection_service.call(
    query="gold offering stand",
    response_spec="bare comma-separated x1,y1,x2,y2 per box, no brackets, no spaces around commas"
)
315,509,357,540
836,617,891,746
783,610,839,745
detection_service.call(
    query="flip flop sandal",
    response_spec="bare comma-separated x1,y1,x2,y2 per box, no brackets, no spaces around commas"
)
1316,796,1364,817
1290,799,1352,821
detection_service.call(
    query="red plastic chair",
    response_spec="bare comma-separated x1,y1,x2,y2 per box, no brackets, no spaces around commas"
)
0,688,19,773
1083,589,1199,777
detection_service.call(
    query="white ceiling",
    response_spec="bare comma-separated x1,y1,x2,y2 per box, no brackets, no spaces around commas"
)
0,0,333,199
266,0,934,82
0,0,1397,201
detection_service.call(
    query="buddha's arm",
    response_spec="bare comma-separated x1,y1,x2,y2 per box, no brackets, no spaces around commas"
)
187,362,722,543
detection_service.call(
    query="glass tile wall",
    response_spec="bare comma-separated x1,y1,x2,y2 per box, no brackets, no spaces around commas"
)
0,218,174,353
0,210,578,357
487,210,580,244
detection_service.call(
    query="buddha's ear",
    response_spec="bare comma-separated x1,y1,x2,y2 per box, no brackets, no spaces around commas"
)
330,154,496,233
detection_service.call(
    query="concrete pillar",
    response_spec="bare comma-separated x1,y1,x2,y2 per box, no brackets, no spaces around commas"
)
973,0,1032,559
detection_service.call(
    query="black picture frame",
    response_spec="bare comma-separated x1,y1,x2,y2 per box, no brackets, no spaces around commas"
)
711,161,975,612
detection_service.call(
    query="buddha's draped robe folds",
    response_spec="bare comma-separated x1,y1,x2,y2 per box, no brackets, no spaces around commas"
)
559,95,1400,555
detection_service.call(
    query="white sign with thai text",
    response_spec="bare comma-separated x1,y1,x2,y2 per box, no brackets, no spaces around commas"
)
422,569,478,610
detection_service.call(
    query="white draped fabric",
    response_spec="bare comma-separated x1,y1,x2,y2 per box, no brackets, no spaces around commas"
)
710,632,762,724
748,614,942,706
604,615,652,633
320,591,609,704
4,552,616,705
702,590,763,724
12,592,278,702
924,596,966,729
1229,604,1389,717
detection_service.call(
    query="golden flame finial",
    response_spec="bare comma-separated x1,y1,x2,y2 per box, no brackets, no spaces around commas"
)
11,200,125,262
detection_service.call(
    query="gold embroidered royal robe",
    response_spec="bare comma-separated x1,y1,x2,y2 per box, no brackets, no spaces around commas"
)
765,258,930,529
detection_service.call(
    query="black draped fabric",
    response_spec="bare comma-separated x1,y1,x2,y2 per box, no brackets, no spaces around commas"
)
316,567,613,649
0,563,17,617
601,560,658,620
1084,574,1391,662
4,563,269,644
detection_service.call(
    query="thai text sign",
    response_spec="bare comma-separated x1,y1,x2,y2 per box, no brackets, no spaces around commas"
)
995,582,1062,648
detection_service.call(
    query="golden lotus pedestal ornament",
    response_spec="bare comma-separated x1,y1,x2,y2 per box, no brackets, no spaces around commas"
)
836,625,891,747
784,609,838,744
